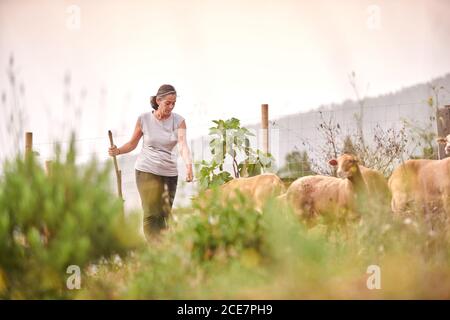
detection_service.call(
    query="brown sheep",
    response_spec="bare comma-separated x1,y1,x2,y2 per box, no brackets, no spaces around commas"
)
199,173,286,212
282,154,369,231
358,165,391,211
389,160,450,218
388,138,450,219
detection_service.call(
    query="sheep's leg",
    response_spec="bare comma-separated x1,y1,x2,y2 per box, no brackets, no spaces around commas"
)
391,192,410,216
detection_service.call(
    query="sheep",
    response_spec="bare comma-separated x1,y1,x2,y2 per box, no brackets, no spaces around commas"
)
282,154,369,232
388,137,450,219
358,165,391,212
198,173,286,212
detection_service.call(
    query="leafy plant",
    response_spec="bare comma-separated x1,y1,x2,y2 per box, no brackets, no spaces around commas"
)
189,188,266,263
195,118,275,190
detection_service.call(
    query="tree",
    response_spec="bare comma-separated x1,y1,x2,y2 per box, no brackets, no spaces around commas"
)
277,150,315,183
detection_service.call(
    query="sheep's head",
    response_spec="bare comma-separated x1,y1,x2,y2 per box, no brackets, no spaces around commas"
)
329,154,359,179
437,134,450,155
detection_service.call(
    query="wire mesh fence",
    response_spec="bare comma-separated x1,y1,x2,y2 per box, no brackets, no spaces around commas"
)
4,98,450,211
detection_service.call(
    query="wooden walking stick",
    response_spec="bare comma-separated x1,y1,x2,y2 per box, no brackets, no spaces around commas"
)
108,130,124,213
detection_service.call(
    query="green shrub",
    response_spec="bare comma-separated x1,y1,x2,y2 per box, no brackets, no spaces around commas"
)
0,134,142,299
188,188,266,263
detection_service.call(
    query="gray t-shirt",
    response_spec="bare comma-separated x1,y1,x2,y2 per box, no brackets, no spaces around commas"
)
134,111,185,177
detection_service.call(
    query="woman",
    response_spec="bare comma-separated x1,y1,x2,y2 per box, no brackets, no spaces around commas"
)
108,84,193,241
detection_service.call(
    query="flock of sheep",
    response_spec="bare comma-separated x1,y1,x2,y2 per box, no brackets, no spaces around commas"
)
202,134,450,232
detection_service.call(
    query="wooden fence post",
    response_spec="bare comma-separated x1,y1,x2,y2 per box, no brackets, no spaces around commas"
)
261,104,269,154
437,105,450,159
25,132,33,158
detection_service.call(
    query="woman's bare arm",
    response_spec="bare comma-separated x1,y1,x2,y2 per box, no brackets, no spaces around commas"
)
108,119,143,156
178,120,193,181
178,120,192,165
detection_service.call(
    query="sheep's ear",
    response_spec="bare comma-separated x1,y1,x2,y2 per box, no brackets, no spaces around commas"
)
436,137,447,144
328,159,338,166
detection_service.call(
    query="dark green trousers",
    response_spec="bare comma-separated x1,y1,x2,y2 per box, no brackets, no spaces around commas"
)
135,169,178,241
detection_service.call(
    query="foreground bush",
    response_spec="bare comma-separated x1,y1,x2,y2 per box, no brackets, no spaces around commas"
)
0,136,142,299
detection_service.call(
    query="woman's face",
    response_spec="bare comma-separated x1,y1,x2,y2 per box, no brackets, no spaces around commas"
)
156,94,176,116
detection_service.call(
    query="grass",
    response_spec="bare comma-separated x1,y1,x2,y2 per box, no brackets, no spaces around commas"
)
78,193,450,300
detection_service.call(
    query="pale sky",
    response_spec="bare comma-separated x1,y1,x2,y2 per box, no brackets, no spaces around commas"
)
1,0,450,164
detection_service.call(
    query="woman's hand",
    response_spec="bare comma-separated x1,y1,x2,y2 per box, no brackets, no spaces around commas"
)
186,165,193,182
108,145,120,157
